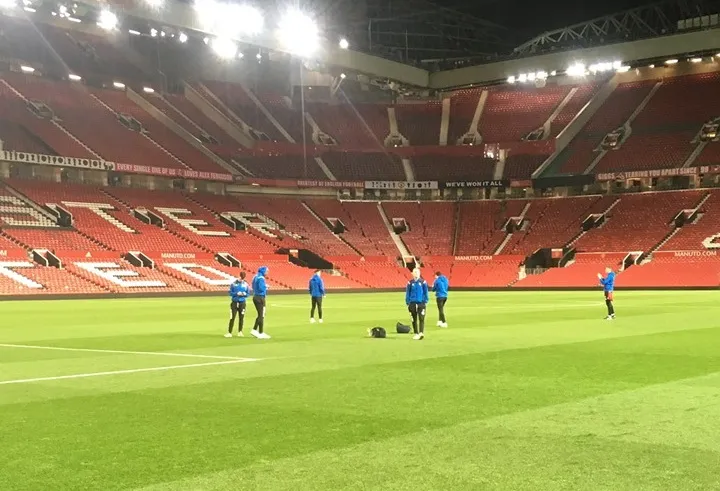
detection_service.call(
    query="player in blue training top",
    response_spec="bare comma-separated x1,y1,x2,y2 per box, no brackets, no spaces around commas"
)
597,267,616,320
226,271,250,338
406,268,430,340
432,271,449,328
308,270,325,324
251,266,271,339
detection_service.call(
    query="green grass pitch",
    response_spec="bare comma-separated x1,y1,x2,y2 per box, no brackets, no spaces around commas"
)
2,290,720,491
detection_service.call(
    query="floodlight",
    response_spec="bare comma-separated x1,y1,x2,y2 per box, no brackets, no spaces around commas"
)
0,0,16,9
68,74,82,81
278,8,318,57
97,10,117,30
195,1,263,38
20,65,35,73
507,75,516,84
143,87,155,93
67,16,80,22
24,6,36,12
648,64,655,68
128,29,141,35
178,32,188,43
339,38,349,49
340,73,346,79
612,60,622,69
150,28,158,37
518,73,527,83
566,63,587,77
616,65,631,73
665,59,678,65
210,37,237,59
690,57,702,63
527,72,536,81
113,81,126,89
536,71,548,79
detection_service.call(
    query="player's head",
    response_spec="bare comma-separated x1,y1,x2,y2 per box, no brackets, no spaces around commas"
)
315,270,321,277
239,271,246,280
605,266,613,274
258,266,268,277
412,268,421,280
435,271,442,278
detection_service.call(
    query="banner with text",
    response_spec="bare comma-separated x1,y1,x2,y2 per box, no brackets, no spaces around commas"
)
0,150,233,182
442,180,509,189
596,166,720,181
364,181,439,190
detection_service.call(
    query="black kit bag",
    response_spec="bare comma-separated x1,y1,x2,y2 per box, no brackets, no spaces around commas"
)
396,322,411,334
368,327,387,338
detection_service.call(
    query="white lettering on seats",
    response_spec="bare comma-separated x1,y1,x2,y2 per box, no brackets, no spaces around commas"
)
74,262,166,287
0,196,58,228
62,202,136,233
0,261,43,288
164,263,235,286
702,234,720,250
222,212,302,240
154,208,230,237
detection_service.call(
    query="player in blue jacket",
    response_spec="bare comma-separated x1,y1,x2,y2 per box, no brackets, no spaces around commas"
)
226,271,250,338
308,270,325,324
251,266,270,339
406,268,430,340
598,267,616,320
432,271,449,328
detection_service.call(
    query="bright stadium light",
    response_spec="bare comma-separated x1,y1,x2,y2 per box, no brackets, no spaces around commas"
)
178,32,188,43
20,65,35,73
278,8,319,57
143,86,155,93
0,0,16,9
616,65,631,73
128,29,141,35
97,10,118,30
536,71,548,79
340,73,346,79
112,81,125,89
690,57,702,63
210,37,237,59
665,59,678,65
507,75,516,84
566,63,587,77
339,38,349,49
517,73,527,83
68,74,82,81
195,1,263,38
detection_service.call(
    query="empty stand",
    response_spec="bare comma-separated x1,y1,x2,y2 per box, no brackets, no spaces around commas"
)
447,89,481,144
394,102,442,145
516,253,626,287
382,201,455,256
322,152,405,181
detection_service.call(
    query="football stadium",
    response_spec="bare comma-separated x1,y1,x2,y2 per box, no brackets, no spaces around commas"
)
1,0,720,488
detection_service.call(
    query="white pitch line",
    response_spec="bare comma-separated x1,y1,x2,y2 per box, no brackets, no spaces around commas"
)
0,359,258,386
0,343,250,360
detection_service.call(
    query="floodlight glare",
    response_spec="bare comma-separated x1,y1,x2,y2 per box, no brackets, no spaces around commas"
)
128,29,141,35
566,63,587,77
69,74,82,81
278,8,319,57
665,59,678,65
339,38,349,49
97,10,118,30
144,0,163,8
20,65,35,73
143,87,155,93
195,1,263,38
210,37,237,59
178,32,188,43
0,0,16,9
112,81,126,89
616,65,631,73
690,57,702,63
518,73,527,83
340,73,346,79
507,75,516,84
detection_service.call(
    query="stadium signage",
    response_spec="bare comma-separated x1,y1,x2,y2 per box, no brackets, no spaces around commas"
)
0,151,116,171
364,181,439,190
454,256,494,261
443,180,509,188
0,151,233,182
595,167,703,181
297,180,364,188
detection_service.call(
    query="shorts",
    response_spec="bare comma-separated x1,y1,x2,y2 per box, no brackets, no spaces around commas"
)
604,291,614,301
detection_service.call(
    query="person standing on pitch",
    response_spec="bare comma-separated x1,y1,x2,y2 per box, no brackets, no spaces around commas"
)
406,268,429,340
251,266,271,339
432,271,449,328
597,267,616,320
309,270,325,323
226,271,250,338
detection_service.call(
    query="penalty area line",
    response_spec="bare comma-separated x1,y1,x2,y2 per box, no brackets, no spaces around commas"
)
0,359,259,386
0,343,251,361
